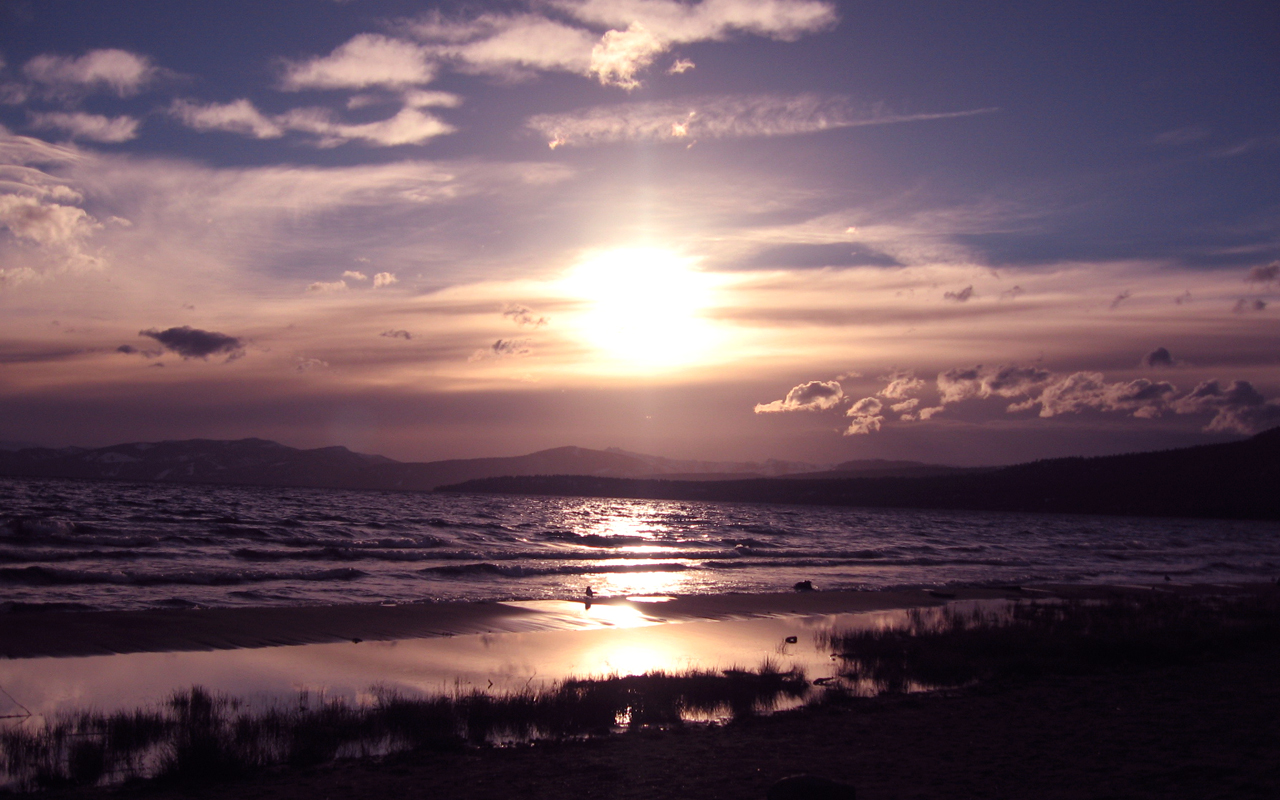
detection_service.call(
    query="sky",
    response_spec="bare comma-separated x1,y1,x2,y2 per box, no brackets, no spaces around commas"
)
1,0,1278,467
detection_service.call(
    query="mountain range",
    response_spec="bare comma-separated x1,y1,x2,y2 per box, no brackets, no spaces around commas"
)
441,428,1280,521
0,438,960,492
2,430,1274,519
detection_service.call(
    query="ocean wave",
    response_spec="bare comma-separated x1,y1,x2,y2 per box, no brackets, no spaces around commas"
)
0,565,368,587
419,561,692,579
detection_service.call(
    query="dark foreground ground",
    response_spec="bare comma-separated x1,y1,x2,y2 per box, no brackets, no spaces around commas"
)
37,648,1280,800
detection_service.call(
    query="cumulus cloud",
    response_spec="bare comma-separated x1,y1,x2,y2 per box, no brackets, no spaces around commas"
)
342,270,368,281
0,186,103,275
173,99,453,147
380,329,412,340
589,22,665,89
527,94,996,148
754,379,844,413
1171,379,1280,435
1140,347,1176,368
844,396,884,435
668,58,695,74
29,112,139,143
1245,261,1279,284
503,303,549,327
138,326,245,361
23,49,157,96
943,285,973,302
282,34,435,90
373,271,398,287
878,370,925,399
1015,373,1179,420
936,364,1053,405
1233,298,1267,313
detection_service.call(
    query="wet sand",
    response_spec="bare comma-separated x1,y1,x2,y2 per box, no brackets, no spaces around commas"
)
2,583,1270,660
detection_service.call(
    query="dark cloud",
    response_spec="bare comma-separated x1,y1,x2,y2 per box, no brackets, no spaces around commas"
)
1022,373,1178,420
116,344,163,358
1245,261,1279,284
1140,347,1176,368
999,285,1024,300
1109,290,1132,309
727,242,900,270
138,326,245,361
503,304,548,327
1172,379,1280,434
754,379,844,413
380,329,413,340
1233,298,1267,313
943,285,974,302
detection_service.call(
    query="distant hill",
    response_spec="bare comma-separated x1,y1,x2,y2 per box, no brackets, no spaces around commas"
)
440,427,1280,521
0,438,948,492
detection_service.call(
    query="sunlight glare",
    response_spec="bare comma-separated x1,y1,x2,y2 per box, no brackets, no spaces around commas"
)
563,247,719,369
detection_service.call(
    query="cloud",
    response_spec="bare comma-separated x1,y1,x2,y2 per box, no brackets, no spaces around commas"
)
754,379,843,412
889,398,919,413
1171,379,1280,435
171,99,284,139
115,344,163,358
878,370,925,399
1140,347,1176,368
342,270,368,281
1233,298,1267,313
307,280,348,292
380,329,412,340
138,326,245,361
294,357,329,372
503,303,549,327
558,0,840,44
589,22,665,89
29,112,140,143
412,13,597,78
668,58,695,74
0,193,98,248
1018,372,1179,420
943,285,973,302
999,285,1024,300
173,100,454,147
1109,290,1132,309
23,49,157,96
1245,261,1279,284
528,94,996,147
844,396,884,435
936,364,1053,405
282,34,435,90
470,338,532,360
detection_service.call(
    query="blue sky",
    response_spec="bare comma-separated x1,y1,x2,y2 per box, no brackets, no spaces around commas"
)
1,0,1278,465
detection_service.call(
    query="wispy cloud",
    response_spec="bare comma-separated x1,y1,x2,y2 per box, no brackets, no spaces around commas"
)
22,49,158,97
528,94,997,147
281,34,436,90
172,99,454,147
30,111,140,143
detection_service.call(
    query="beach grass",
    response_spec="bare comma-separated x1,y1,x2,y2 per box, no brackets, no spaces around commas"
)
0,664,808,791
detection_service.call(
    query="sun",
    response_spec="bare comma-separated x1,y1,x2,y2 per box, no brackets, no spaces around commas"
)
562,247,719,369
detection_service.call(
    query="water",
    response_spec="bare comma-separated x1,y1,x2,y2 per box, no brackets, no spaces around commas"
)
2,476,1277,612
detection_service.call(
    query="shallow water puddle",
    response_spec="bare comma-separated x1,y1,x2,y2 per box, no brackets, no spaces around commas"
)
0,603,920,720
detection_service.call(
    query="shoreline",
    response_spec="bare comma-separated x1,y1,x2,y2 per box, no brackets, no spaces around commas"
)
2,582,1272,660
